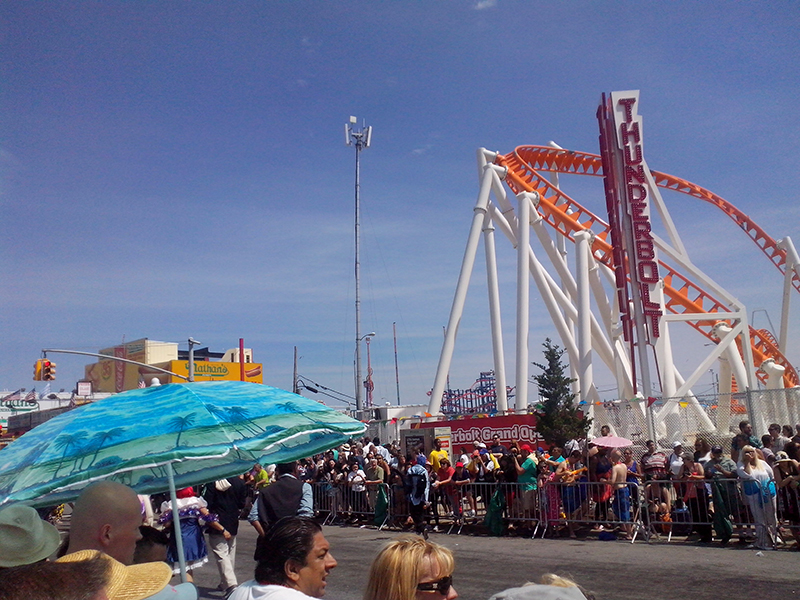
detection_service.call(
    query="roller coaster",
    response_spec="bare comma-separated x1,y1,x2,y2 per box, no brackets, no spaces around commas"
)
429,91,800,441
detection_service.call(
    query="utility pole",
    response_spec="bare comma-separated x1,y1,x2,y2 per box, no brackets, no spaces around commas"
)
393,322,401,405
293,346,299,394
345,116,373,412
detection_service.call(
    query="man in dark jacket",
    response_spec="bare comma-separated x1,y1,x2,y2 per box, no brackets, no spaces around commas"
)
249,462,313,561
204,475,248,597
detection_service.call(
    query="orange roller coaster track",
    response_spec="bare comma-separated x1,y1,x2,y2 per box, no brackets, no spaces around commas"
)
494,145,798,388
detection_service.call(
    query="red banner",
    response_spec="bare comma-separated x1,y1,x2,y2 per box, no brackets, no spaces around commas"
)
412,414,542,448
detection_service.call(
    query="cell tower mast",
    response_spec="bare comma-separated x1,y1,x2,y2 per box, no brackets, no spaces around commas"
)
345,116,373,413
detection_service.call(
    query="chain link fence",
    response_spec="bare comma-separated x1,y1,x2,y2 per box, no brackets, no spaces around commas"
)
588,388,800,452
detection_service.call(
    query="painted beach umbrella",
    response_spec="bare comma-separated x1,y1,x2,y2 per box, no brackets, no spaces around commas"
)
0,381,366,508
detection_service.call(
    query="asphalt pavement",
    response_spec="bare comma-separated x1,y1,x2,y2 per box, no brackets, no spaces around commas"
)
190,521,800,600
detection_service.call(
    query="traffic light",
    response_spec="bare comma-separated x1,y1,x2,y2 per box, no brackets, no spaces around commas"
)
42,360,56,381
33,359,43,381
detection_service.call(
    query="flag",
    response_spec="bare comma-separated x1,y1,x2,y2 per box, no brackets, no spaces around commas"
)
1,389,22,403
24,389,37,403
39,383,51,399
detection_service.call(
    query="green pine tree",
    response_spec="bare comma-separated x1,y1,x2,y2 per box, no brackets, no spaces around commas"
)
532,338,592,447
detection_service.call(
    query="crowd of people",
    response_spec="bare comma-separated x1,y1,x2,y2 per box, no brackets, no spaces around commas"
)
0,463,596,600
1,422,799,599
269,426,799,550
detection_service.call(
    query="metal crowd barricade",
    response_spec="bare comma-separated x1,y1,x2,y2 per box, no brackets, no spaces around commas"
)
430,481,543,536
467,481,498,526
497,481,542,537
642,477,785,549
776,475,800,547
439,481,489,535
540,479,646,543
387,482,410,528
311,475,797,549
312,481,390,529
313,480,341,525
642,478,715,543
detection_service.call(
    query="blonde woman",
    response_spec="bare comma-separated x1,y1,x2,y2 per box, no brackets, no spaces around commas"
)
736,444,778,549
363,535,457,600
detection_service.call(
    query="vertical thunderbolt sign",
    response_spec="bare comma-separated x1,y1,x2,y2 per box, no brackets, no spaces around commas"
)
599,91,662,345
598,90,663,401
613,92,662,340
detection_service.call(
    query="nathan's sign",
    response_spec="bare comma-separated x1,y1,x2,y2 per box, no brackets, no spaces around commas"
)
86,359,264,393
599,90,663,343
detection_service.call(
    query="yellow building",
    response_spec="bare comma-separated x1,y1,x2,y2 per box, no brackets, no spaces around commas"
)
84,338,263,393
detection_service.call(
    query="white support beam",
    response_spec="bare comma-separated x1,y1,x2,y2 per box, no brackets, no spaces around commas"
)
515,191,535,410
777,236,799,354
574,230,594,405
428,163,496,415
483,212,508,411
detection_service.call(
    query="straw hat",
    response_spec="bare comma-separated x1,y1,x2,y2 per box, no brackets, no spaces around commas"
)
57,550,172,600
775,451,793,463
0,504,62,568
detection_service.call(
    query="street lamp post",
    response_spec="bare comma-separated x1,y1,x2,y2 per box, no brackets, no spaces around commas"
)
187,338,200,382
346,116,373,412
355,332,376,414
365,335,374,408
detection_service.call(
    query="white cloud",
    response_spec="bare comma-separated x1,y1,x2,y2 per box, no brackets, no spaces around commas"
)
300,36,321,55
474,0,497,9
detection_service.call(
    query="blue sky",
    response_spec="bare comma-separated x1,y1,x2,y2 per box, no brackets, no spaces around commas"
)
2,2,799,408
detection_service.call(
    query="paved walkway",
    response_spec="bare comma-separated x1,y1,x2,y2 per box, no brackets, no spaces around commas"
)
189,521,800,600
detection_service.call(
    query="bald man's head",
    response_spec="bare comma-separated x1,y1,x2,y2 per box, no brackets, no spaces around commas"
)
67,481,143,565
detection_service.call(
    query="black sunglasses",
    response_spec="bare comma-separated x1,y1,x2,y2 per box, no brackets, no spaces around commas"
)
417,576,453,595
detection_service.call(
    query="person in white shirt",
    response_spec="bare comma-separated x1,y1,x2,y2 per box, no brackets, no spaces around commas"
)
667,441,685,480
372,437,392,463
229,517,337,600
346,461,368,523
768,423,790,453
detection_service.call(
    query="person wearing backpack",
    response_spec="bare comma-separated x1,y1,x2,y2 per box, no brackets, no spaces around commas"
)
405,456,430,539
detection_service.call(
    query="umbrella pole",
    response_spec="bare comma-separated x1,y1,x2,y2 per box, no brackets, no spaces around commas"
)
166,461,188,582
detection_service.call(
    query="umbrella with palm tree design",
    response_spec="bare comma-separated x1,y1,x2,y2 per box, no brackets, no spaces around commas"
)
0,381,365,508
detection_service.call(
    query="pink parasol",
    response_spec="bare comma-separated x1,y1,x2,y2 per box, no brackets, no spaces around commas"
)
590,435,632,448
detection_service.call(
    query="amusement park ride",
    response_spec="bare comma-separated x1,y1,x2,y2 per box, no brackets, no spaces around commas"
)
428,91,800,442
